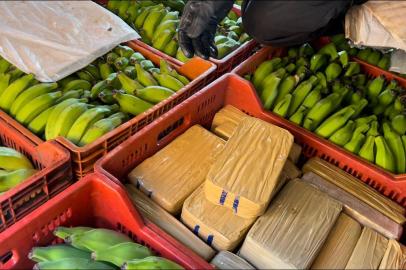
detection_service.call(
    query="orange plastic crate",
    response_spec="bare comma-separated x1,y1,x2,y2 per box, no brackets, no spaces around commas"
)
0,173,211,269
0,117,71,232
0,42,215,180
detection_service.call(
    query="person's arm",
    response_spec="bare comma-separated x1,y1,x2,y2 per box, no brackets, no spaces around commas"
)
178,0,234,59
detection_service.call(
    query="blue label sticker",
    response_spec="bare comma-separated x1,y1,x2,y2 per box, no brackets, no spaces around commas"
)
233,196,239,213
193,225,200,235
220,190,227,205
207,235,214,246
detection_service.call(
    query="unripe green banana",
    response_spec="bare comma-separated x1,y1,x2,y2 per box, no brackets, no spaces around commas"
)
135,86,175,104
377,54,391,70
28,107,54,136
124,66,137,79
350,92,363,105
344,124,369,154
298,43,314,57
134,6,153,29
98,89,115,105
153,72,184,91
303,93,341,131
366,50,381,66
315,72,327,91
391,114,406,135
0,73,35,112
301,85,322,109
154,19,179,40
162,39,178,57
325,62,342,82
357,48,372,61
0,73,11,97
359,135,376,162
114,57,130,71
351,98,368,119
289,105,308,126
113,91,153,116
355,115,377,127
90,80,109,99
352,74,367,87
260,68,286,92
252,58,282,89
98,63,114,80
53,103,89,139
66,228,132,252
0,57,11,73
367,75,385,105
378,89,397,106
106,52,119,65
76,70,95,83
315,106,356,138
106,72,122,89
114,45,135,58
285,63,296,73
143,8,167,41
117,72,144,94
33,258,114,270
153,29,176,51
122,256,183,270
56,89,85,103
140,60,155,71
274,75,299,105
367,121,380,137
8,68,25,82
92,242,152,267
176,47,191,63
10,82,58,116
159,59,172,74
383,122,406,173
310,54,329,72
126,4,141,22
338,50,349,67
375,136,396,173
273,94,292,117
329,120,355,146
295,57,309,68
169,69,190,86
287,78,315,116
260,75,281,110
0,147,34,170
117,0,131,20
16,91,62,125
53,226,93,240
0,168,37,192
62,79,91,93
318,42,338,60
135,64,158,86
344,62,361,77
29,244,90,262
129,52,146,65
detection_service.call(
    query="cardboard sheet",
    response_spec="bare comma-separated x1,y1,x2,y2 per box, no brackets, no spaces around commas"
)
379,239,406,269
302,172,403,240
239,180,342,269
125,185,216,261
345,227,388,269
211,251,255,270
311,213,361,269
128,125,225,215
205,117,293,219
181,186,256,251
0,1,139,82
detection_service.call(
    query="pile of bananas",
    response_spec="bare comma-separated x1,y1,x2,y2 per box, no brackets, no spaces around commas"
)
106,1,250,61
248,42,406,173
0,45,189,146
29,226,183,269
0,146,37,193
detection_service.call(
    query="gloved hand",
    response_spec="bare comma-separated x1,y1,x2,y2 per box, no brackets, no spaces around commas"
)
178,0,234,59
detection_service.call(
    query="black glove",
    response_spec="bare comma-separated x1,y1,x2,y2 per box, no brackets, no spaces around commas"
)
178,0,234,59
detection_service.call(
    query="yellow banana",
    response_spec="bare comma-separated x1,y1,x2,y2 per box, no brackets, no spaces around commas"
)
134,6,154,30
0,168,37,192
135,86,175,104
113,91,153,116
152,29,176,51
375,136,396,173
0,147,34,170
0,74,35,112
169,69,190,85
53,103,89,139
153,72,184,91
29,244,90,262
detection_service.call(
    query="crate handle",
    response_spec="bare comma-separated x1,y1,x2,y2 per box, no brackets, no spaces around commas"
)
0,250,17,268
157,114,192,147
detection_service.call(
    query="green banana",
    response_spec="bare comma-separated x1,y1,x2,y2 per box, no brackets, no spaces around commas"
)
329,120,355,146
252,58,282,88
0,168,37,192
176,47,191,63
90,80,109,99
83,65,100,81
344,62,361,77
367,50,381,66
359,135,376,162
331,34,346,45
350,91,363,105
351,98,368,119
355,115,377,127
53,226,93,240
153,72,184,91
315,106,356,138
62,79,91,93
28,107,55,136
0,73,11,97
58,76,77,87
16,91,62,125
375,136,396,173
367,75,385,104
33,258,114,270
318,43,338,60
114,45,135,58
56,89,85,103
310,54,328,72
296,57,309,68
117,0,131,20
117,72,144,94
273,94,292,117
8,68,25,83
134,6,154,29
106,72,121,89
274,75,299,105
338,50,349,67
53,103,89,138
10,82,58,116
135,86,175,104
367,121,380,137
383,122,406,173
76,70,95,83
114,57,130,71
285,63,296,73
287,78,316,116
352,74,367,87
377,54,391,70
122,257,183,270
98,63,114,80
92,242,152,267
163,39,178,57
325,62,342,82
139,60,155,71
155,19,179,40
301,85,322,109
126,4,140,22
159,59,172,74
129,52,146,65
0,57,11,73
124,66,137,79
98,89,116,105
289,105,308,126
315,72,327,91
0,73,35,112
260,75,281,110
29,244,90,262
303,93,341,131
142,8,167,41
153,29,176,51
0,147,34,170
298,43,314,57
391,114,406,135
344,123,370,154
287,47,298,58
357,48,372,61
135,64,158,86
113,91,153,116
106,52,119,65
348,47,359,56
260,68,286,90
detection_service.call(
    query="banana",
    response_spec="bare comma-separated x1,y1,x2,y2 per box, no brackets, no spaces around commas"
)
126,4,140,22
129,52,146,65
117,0,131,20
84,65,101,82
252,58,282,89
62,79,91,93
53,103,89,139
135,86,175,104
383,122,406,173
260,75,281,110
162,39,178,57
56,89,84,103
378,89,397,106
350,91,363,105
0,168,37,192
310,54,328,72
135,64,157,86
352,74,367,87
123,256,183,270
114,57,130,71
113,91,153,116
117,72,144,94
338,50,349,67
303,93,341,131
344,62,361,77
260,68,286,91
315,106,356,138
298,43,314,57
153,72,184,91
98,89,116,105
0,74,35,112
176,47,191,63
274,75,299,105
90,80,109,99
53,226,93,240
344,124,370,154
170,69,190,85
16,91,62,125
0,147,34,170
359,135,376,163
375,136,396,173
159,59,173,74
91,242,152,267
367,75,385,105
33,258,114,270
124,66,137,79
0,73,11,97
289,105,308,126
66,106,115,145
98,63,114,80
76,70,95,83
106,52,119,65
273,94,292,117
134,6,154,29
10,82,58,116
357,48,372,61
0,57,11,73
153,29,176,51
29,244,90,262
329,120,355,146
287,77,317,116
65,228,132,252
377,54,391,70
28,107,54,136
106,72,122,89
285,63,296,73
351,98,368,119
367,121,380,136
8,68,25,82
366,50,381,66
392,114,406,135
154,19,179,42
58,76,77,87
143,8,167,41
301,85,322,109
140,60,155,71
355,115,377,127
315,72,327,91
325,62,342,82
318,42,338,60
114,45,135,58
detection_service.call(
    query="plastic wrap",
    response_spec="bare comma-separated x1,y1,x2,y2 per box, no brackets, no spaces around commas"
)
311,213,361,269
239,180,342,269
128,125,224,215
302,172,403,240
0,1,139,82
303,158,406,224
345,227,388,269
379,239,406,269
181,185,256,251
205,117,294,219
125,184,216,261
211,251,255,270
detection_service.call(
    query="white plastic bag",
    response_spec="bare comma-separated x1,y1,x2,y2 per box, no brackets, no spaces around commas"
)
0,1,139,82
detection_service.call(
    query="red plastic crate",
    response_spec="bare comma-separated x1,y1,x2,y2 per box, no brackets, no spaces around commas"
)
0,117,71,233
96,73,406,208
0,173,211,270
0,42,215,180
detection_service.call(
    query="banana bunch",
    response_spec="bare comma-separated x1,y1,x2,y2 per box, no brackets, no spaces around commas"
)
106,1,251,61
29,226,183,270
0,146,37,193
0,45,190,147
248,41,406,173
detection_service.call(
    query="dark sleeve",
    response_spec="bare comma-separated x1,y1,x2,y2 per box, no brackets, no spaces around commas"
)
241,0,359,47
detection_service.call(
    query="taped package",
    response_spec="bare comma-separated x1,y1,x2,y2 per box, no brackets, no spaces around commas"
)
379,239,406,269
302,172,403,240
128,125,224,215
303,158,406,225
239,180,342,269
311,213,361,269
205,117,293,219
211,251,255,270
125,185,216,261
0,1,139,82
345,227,388,269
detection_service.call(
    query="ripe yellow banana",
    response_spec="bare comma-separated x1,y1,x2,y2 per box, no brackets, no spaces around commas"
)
135,86,175,104
29,244,90,262
153,72,184,91
0,147,34,170
113,91,153,116
0,168,37,192
0,73,35,112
